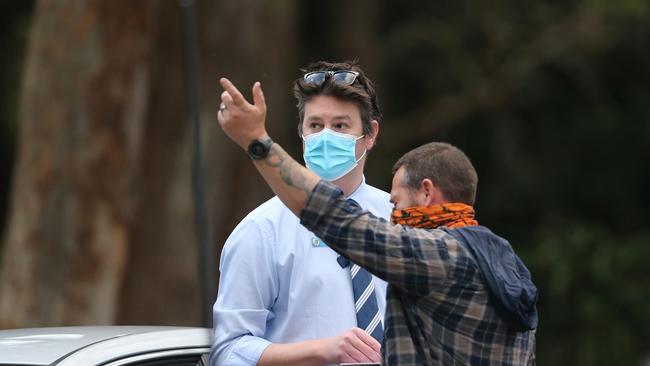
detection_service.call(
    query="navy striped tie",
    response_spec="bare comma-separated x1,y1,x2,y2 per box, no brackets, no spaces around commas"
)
337,255,383,342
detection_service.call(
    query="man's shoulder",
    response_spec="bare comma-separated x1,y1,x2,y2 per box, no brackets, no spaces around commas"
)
362,182,390,198
358,182,392,217
442,225,507,247
231,196,301,234
223,196,300,251
244,195,293,221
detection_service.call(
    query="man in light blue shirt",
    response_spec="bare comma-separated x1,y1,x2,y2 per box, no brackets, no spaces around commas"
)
211,61,392,365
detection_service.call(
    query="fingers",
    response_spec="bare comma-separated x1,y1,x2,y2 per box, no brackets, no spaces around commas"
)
350,328,381,361
220,78,247,106
252,81,266,111
353,327,382,354
216,77,269,149
221,91,234,108
340,328,381,362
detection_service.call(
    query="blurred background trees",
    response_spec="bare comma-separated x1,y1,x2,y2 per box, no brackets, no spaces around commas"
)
1,0,648,364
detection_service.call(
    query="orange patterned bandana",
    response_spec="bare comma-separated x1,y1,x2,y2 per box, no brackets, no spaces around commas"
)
391,203,478,229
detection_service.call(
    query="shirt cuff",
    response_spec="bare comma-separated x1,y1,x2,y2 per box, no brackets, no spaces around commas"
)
222,335,272,366
299,180,344,231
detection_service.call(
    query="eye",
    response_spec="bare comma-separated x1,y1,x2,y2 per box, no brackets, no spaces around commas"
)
309,123,323,130
333,123,348,130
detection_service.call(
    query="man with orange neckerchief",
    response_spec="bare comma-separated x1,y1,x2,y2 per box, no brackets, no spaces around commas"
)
216,77,538,365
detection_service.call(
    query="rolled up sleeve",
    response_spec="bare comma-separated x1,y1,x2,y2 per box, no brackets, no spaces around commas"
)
210,220,278,366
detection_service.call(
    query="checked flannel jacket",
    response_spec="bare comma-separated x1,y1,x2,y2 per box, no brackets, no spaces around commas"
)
299,181,536,365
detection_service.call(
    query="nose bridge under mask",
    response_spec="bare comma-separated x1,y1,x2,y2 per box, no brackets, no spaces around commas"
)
302,128,364,142
302,128,366,181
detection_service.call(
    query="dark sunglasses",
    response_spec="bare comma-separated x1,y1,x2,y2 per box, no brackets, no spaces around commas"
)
303,70,360,85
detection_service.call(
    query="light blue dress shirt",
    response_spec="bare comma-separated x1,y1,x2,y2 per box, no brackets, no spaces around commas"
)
211,179,392,366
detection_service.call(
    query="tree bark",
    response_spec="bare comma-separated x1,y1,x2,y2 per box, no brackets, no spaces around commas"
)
0,0,156,327
116,0,201,326
0,0,297,328
117,0,297,325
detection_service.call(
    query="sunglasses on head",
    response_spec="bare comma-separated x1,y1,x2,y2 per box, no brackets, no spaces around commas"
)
303,70,360,85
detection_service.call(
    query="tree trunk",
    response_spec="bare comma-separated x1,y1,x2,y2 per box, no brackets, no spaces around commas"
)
116,0,202,326
116,0,297,326
0,0,297,328
0,0,156,327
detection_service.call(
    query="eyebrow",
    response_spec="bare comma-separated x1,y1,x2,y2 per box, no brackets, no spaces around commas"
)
305,115,352,122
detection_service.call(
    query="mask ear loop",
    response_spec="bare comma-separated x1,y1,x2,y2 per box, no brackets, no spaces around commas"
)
354,134,367,164
355,149,368,164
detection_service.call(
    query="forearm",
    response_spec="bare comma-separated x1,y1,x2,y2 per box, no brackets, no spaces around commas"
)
258,329,380,366
216,78,320,216
300,182,456,295
252,142,320,217
257,340,326,366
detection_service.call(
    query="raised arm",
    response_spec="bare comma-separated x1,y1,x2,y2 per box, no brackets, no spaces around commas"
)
217,78,320,215
216,79,382,364
217,78,460,296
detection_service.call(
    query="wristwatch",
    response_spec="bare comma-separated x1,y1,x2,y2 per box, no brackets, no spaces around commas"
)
247,137,274,160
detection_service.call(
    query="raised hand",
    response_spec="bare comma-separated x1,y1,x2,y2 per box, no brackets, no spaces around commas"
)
217,78,268,149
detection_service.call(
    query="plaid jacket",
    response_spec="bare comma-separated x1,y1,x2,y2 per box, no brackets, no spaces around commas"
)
300,181,536,365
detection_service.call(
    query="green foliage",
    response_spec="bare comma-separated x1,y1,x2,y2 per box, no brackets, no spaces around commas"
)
528,223,650,364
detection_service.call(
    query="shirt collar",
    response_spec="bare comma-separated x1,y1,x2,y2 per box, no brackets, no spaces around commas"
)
346,175,366,200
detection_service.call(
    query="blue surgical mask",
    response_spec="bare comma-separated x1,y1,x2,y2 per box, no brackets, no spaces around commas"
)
302,128,366,181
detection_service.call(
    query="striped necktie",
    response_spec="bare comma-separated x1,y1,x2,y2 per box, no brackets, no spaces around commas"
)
337,256,383,342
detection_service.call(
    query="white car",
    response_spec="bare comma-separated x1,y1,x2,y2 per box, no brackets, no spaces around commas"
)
0,326,212,366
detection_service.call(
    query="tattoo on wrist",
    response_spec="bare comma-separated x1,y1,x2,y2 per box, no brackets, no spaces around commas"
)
265,144,312,194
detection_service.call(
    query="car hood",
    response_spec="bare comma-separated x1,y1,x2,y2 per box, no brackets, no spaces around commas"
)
0,326,187,365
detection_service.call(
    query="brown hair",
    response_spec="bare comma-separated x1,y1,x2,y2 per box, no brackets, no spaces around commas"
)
293,60,381,136
392,142,478,205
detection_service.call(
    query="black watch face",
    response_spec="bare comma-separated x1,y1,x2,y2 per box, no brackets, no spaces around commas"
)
251,142,266,157
249,139,271,159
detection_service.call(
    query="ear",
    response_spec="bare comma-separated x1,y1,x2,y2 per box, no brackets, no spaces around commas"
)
364,120,379,151
420,178,437,206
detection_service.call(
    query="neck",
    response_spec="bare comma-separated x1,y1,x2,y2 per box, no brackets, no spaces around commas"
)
333,165,364,197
